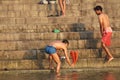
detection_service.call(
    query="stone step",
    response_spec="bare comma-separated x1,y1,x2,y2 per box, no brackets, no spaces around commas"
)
71,58,120,69
0,17,80,24
0,31,119,41
0,3,119,20
0,23,93,33
0,58,120,70
0,59,40,70
0,39,119,51
0,23,120,33
0,9,81,17
0,4,80,18
0,4,120,19
0,4,81,11
0,48,119,60
0,50,38,60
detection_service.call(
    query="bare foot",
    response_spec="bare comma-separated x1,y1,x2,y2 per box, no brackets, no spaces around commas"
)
107,57,114,63
56,72,61,77
59,15,65,17
49,66,54,70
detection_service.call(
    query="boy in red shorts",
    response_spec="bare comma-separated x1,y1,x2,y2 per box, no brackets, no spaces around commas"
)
94,5,114,63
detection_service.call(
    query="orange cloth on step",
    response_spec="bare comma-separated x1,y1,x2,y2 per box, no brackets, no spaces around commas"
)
70,50,78,64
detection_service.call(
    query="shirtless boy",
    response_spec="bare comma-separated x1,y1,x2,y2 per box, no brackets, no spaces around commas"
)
45,39,74,74
94,5,114,62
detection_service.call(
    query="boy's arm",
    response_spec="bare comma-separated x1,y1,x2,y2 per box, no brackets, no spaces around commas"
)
98,15,104,36
63,47,72,66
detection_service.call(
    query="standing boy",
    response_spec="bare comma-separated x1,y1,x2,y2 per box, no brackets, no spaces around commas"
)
93,5,114,62
45,39,74,74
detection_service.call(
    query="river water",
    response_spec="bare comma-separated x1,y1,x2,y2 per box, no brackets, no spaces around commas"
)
0,69,119,80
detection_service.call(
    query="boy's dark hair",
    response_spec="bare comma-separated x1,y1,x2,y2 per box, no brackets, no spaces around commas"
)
62,39,69,45
94,5,103,11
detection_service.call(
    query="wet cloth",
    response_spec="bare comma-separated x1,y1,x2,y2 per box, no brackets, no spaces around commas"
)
102,27,112,47
45,46,56,54
70,50,78,65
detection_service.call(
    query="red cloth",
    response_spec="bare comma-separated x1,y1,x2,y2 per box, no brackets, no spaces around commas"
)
70,50,78,64
102,32,112,46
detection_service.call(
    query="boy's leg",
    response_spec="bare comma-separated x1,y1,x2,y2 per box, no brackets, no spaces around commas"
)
58,0,64,15
102,43,114,62
51,53,61,74
63,0,66,16
49,55,54,69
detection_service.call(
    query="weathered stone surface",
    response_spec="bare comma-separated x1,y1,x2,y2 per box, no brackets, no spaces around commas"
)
1,47,119,60
0,18,15,24
0,23,119,33
0,50,37,60
0,58,120,70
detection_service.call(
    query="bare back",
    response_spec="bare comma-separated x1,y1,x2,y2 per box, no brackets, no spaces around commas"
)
49,41,66,50
99,13,110,30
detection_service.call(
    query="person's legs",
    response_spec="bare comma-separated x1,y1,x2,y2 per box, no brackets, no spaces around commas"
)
49,55,54,69
58,0,65,16
51,53,61,74
45,46,58,70
63,0,66,16
102,43,114,62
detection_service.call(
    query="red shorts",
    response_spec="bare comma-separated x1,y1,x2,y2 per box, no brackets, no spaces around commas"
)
102,32,112,47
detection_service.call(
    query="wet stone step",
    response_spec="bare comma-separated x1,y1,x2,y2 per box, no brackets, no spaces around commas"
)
0,58,120,70
0,48,119,60
63,58,120,69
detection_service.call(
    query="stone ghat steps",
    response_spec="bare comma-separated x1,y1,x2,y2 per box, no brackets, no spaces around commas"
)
0,3,120,18
0,4,81,12
0,32,119,41
0,10,81,18
0,17,82,25
0,39,119,50
0,58,120,70
0,23,120,32
0,3,120,22
0,48,119,60
0,4,84,20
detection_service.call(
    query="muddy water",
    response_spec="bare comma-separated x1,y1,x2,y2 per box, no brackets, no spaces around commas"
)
0,70,119,80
